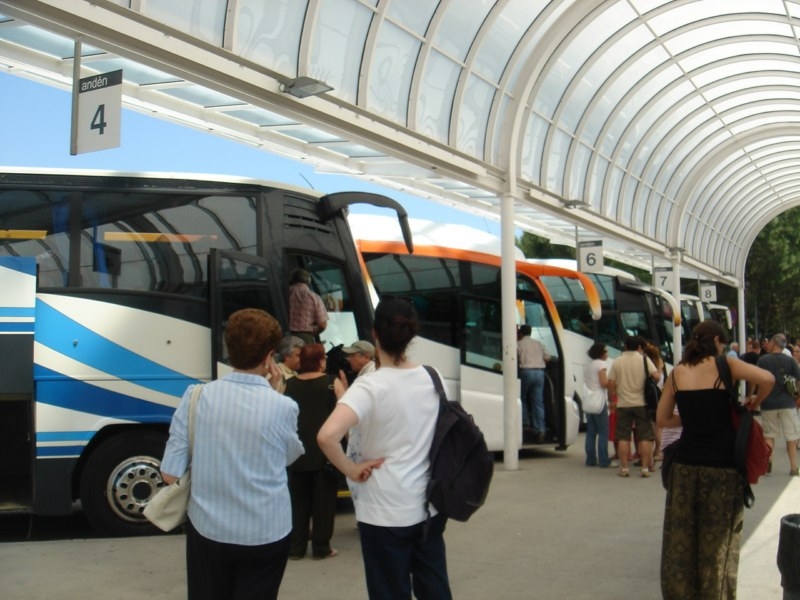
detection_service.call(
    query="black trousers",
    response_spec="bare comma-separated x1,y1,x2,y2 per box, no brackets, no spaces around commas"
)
186,520,291,600
288,467,338,557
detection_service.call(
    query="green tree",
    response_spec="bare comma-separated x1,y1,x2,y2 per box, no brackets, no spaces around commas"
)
516,232,574,259
745,209,800,339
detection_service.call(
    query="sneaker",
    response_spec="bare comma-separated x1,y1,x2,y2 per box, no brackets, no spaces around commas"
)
618,468,630,478
641,468,651,478
610,460,620,468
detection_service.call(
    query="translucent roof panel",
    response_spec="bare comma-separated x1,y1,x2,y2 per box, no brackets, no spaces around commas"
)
7,1,800,283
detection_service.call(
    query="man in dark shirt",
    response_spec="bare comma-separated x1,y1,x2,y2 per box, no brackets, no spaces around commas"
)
757,333,800,476
739,338,760,365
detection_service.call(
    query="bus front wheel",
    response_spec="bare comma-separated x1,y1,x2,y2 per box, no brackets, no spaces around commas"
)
79,430,168,536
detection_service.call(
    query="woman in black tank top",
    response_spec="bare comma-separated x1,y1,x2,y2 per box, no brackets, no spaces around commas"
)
657,320,773,600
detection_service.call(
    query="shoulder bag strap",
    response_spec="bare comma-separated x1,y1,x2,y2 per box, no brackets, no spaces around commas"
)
716,355,756,506
187,384,203,465
714,355,737,404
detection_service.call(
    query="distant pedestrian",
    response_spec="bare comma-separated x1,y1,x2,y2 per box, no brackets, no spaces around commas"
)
607,336,660,478
583,342,612,468
342,340,377,378
517,324,550,443
757,333,800,475
284,343,344,560
274,335,305,393
288,268,328,344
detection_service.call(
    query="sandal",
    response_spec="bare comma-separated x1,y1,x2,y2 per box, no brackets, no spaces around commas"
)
618,468,630,478
312,549,338,560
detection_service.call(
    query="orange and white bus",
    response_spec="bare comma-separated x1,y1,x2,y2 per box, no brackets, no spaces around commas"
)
348,216,602,452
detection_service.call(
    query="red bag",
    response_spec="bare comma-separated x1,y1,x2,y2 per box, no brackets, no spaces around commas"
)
730,406,771,485
717,356,772,507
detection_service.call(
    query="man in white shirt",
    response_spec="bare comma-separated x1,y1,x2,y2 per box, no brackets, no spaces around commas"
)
517,324,550,442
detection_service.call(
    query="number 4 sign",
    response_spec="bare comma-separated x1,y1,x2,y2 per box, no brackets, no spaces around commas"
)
71,70,122,155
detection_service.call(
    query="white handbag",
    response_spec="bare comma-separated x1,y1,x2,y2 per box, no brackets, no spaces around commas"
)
581,383,607,415
144,384,202,531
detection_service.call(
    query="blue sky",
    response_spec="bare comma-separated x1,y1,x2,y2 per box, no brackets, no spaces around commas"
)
0,71,502,236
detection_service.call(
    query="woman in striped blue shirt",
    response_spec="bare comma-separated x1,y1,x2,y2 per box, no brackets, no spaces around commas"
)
161,308,305,600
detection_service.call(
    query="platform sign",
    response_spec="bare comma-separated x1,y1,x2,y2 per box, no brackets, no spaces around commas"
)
577,240,603,273
654,267,676,295
72,69,122,155
700,282,717,302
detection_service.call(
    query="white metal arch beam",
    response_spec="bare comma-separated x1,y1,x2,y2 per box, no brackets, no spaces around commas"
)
666,123,800,274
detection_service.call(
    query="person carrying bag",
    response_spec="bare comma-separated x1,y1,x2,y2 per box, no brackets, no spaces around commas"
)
144,383,202,531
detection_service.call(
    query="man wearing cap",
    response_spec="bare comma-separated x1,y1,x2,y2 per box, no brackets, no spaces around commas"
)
342,340,376,378
288,268,328,344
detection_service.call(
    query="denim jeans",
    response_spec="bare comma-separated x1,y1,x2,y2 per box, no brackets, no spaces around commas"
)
357,513,452,600
585,404,610,467
520,368,546,433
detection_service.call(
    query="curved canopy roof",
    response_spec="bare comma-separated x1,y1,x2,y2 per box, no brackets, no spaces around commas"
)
2,0,799,286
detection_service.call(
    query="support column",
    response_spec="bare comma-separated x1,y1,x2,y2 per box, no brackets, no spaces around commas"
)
672,256,683,363
501,193,519,470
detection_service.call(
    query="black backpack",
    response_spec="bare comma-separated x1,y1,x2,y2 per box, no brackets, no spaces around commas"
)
423,366,494,523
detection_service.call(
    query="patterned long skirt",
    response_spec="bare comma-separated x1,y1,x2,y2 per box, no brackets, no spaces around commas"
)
661,462,744,599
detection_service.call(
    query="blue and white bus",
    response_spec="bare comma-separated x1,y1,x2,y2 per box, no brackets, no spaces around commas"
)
0,169,411,535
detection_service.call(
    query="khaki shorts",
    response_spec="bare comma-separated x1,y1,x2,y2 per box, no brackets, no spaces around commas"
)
761,409,800,442
615,406,655,441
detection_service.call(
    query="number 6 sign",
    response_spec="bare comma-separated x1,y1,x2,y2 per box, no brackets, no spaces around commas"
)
578,240,603,273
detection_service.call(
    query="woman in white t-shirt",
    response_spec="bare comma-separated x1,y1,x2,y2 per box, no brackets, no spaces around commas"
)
318,297,452,599
583,342,612,468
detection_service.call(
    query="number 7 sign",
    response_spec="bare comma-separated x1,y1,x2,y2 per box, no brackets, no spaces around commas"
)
72,70,122,155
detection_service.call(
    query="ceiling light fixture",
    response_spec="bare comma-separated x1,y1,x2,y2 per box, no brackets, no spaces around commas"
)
279,76,333,99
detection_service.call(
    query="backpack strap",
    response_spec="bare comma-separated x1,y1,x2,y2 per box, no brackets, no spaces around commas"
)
422,365,446,538
424,365,448,453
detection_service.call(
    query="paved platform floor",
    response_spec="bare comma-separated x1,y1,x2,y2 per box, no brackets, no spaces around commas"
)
2,434,798,599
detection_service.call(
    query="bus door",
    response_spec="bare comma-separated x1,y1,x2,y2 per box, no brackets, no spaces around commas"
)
459,294,517,452
209,249,276,379
517,293,567,447
0,256,36,509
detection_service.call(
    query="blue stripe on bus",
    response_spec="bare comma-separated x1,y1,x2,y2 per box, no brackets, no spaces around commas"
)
0,256,37,276
36,446,86,457
0,307,35,317
37,431,95,442
35,367,178,422
0,321,34,335
0,322,34,333
35,300,197,397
